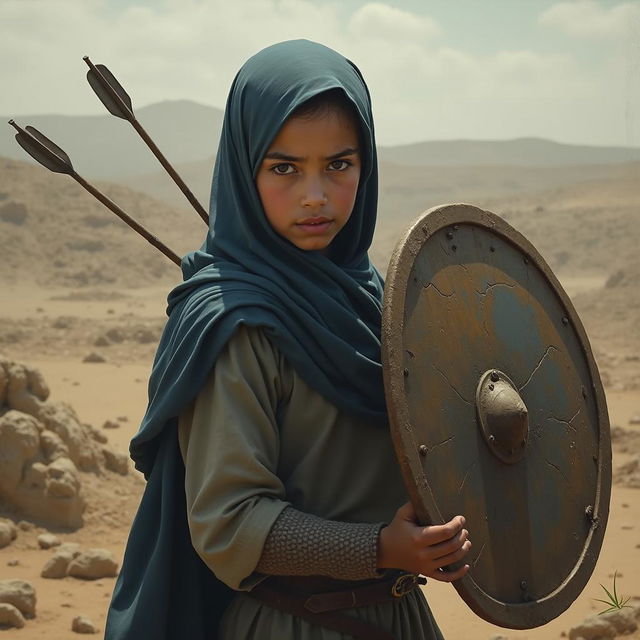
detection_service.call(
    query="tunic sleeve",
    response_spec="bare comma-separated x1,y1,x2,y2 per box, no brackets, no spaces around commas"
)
178,325,290,590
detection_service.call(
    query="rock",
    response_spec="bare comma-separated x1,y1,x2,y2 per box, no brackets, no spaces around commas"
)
105,328,125,343
102,448,129,475
102,419,120,430
72,615,97,633
0,519,17,549
0,410,86,527
568,606,639,640
41,554,71,579
52,316,73,330
41,546,81,579
0,356,132,528
67,549,118,580
82,352,106,363
630,414,640,425
84,423,108,444
0,579,36,617
40,429,70,461
0,602,25,628
37,533,61,549
93,335,111,347
17,520,34,532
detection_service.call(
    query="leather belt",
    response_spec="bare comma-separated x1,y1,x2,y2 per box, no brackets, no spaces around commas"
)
247,572,427,640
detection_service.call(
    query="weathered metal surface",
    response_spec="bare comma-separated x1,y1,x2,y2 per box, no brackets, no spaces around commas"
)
382,204,611,629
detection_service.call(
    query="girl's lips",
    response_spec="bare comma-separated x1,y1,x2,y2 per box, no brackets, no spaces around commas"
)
295,217,333,234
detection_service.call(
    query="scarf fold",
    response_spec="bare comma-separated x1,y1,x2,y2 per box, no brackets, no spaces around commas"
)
130,39,386,477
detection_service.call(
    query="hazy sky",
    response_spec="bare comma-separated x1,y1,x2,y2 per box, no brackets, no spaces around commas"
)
2,0,639,146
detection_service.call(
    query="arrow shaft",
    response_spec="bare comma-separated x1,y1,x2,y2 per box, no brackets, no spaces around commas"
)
72,173,181,267
130,117,209,224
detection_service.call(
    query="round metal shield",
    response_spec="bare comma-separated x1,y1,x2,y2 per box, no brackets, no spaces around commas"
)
382,204,611,629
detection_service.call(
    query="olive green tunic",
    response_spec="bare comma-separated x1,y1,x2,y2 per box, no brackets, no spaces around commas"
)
178,325,443,639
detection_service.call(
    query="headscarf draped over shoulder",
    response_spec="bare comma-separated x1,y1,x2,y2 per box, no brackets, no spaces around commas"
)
106,40,385,640
132,39,386,477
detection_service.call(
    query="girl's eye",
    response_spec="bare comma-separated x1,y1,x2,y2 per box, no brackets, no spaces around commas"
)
272,163,296,175
328,160,350,171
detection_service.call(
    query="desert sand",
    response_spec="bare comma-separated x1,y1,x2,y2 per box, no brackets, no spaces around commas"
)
1,152,639,638
0,274,638,640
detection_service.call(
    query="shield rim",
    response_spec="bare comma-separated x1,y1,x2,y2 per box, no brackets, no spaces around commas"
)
381,203,611,629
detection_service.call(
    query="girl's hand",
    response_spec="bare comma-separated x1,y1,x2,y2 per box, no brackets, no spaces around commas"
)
377,502,471,582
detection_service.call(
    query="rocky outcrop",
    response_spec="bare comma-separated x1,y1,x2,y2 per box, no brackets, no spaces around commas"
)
0,356,128,529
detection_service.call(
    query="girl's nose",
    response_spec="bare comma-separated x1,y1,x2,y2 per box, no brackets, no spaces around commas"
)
301,177,328,209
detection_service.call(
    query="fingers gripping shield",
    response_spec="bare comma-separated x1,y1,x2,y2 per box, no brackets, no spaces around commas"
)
382,204,611,629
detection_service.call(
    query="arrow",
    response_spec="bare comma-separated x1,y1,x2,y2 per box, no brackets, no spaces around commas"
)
83,56,209,225
9,120,182,268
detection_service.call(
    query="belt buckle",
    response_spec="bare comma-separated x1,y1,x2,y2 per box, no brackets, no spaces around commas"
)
391,573,420,598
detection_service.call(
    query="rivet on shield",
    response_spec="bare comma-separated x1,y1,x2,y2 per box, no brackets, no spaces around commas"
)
476,370,529,464
562,316,569,326
419,445,428,457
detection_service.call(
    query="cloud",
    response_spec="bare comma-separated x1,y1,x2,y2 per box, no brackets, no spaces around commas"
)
348,3,441,42
539,0,640,38
0,0,632,146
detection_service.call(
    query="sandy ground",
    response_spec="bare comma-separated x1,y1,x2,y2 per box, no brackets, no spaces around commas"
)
1,282,638,639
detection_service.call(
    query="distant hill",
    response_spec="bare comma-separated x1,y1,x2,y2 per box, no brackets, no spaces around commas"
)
0,156,205,289
2,100,224,180
378,137,640,167
4,101,639,183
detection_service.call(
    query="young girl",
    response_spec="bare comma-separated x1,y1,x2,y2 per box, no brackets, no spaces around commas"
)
105,39,470,640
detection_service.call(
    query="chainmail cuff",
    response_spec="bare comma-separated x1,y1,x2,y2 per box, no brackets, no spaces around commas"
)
256,507,385,581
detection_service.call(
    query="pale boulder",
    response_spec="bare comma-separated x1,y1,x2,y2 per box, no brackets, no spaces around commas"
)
0,579,36,618
41,545,82,579
37,532,61,549
0,602,25,629
72,615,97,634
67,548,118,580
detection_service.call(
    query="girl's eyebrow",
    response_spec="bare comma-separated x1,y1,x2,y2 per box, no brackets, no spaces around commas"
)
263,147,360,162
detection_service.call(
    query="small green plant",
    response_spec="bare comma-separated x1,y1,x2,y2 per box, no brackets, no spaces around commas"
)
594,571,632,615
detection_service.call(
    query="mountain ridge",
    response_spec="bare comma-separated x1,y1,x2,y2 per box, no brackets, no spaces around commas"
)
4,100,639,181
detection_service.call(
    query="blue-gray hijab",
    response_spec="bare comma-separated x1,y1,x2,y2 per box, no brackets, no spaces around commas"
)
106,40,385,640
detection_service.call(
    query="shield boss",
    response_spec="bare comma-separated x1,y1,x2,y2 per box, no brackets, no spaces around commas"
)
382,204,611,629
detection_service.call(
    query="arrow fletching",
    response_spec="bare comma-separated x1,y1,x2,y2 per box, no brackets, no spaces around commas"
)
84,56,134,121
8,119,181,267
9,120,74,175
83,55,209,224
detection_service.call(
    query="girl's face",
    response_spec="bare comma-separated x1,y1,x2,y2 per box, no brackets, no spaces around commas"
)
256,109,361,252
